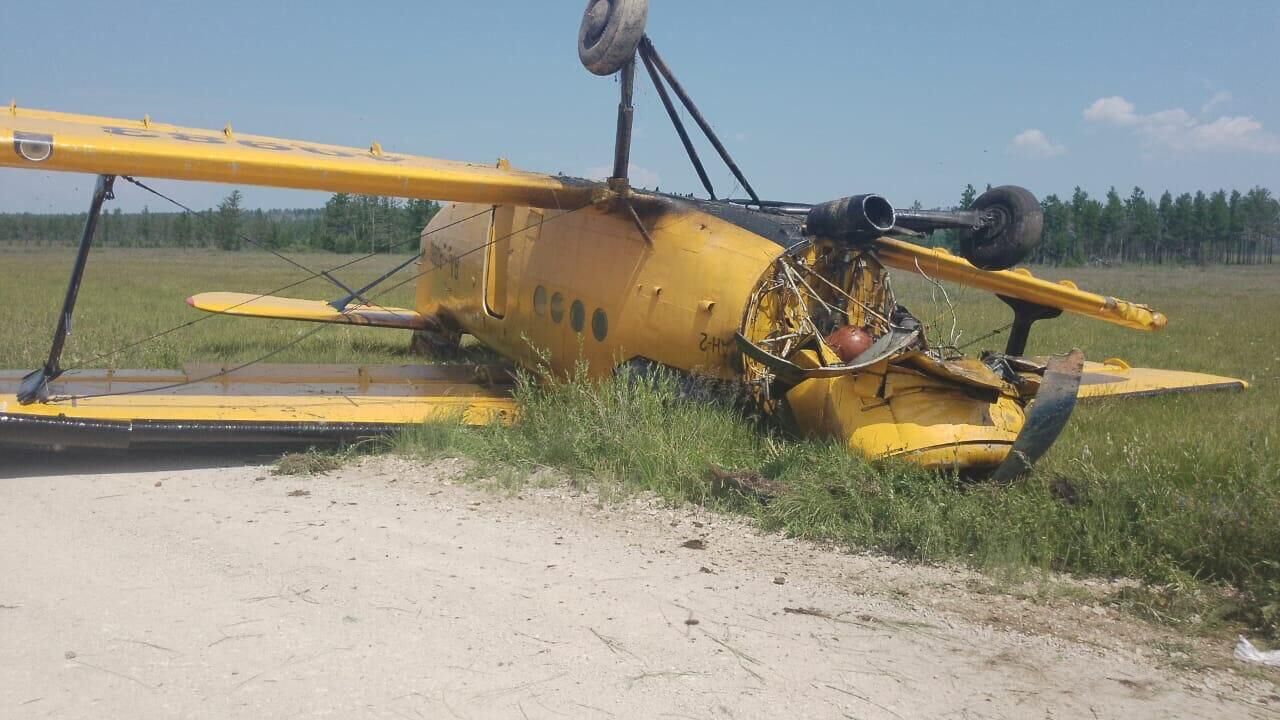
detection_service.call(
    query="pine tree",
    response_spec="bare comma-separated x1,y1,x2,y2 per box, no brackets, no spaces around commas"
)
322,192,355,252
214,190,244,250
1207,190,1230,263
1228,190,1244,263
1156,191,1174,263
1038,194,1071,265
1126,187,1157,263
1100,187,1125,261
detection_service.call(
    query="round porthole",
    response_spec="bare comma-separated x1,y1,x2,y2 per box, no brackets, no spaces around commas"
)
570,300,586,333
591,308,608,341
533,285,548,316
550,292,565,323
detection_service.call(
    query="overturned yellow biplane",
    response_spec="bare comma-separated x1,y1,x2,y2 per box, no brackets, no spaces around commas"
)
0,1,1246,477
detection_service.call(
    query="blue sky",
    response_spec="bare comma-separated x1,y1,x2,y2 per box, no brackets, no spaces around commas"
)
2,0,1277,213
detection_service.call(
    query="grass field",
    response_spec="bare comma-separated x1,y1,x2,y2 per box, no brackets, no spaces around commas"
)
0,248,421,370
3,247,1278,635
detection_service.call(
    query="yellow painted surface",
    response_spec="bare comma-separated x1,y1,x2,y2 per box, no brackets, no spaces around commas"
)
1075,360,1248,399
0,106,599,209
785,364,1023,469
0,366,515,425
2,105,1244,468
874,238,1167,331
188,292,428,330
418,200,779,380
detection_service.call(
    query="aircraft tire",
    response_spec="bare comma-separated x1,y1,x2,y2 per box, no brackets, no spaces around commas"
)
959,185,1043,271
578,0,648,76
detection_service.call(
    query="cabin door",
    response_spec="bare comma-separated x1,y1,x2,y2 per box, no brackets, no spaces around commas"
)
485,206,514,318
485,205,542,320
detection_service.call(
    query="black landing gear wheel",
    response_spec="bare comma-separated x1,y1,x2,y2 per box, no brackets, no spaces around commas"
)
578,0,649,76
959,185,1043,270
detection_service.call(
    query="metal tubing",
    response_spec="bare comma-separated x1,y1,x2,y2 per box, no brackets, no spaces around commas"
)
638,44,716,199
892,208,983,233
639,36,761,205
18,174,115,404
611,58,636,183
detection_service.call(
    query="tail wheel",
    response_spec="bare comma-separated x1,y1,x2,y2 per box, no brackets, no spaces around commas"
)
578,0,649,76
959,185,1043,271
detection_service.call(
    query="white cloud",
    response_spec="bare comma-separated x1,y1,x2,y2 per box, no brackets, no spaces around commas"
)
1084,95,1280,154
1010,129,1066,158
583,164,662,189
1083,96,1138,125
1201,90,1232,115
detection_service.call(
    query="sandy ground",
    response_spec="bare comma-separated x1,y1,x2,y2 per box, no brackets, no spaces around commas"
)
1,453,1276,719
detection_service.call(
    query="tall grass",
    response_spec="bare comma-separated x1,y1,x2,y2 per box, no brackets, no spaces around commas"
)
0,248,421,370
398,364,1280,636
396,364,765,502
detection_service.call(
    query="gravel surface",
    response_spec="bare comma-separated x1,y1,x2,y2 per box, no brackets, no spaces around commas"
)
1,453,1274,719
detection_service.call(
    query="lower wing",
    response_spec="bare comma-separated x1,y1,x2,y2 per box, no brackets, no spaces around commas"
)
187,292,432,331
1076,359,1247,399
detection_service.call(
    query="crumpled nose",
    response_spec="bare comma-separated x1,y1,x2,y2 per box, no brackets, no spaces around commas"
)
783,367,1025,471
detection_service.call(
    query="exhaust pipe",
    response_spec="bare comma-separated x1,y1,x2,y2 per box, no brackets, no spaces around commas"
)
805,194,895,242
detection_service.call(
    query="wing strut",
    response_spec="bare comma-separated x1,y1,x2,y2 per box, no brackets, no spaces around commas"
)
637,35,760,205
18,174,116,404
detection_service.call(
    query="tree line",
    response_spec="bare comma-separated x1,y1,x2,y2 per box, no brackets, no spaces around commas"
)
3,184,1276,265
929,184,1279,265
0,191,439,255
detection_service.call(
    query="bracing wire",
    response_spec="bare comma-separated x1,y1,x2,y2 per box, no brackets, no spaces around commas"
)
123,176,419,321
56,202,590,401
65,201,492,371
957,322,1014,351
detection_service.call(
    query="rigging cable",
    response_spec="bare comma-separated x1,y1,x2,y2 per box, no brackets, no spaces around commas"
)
122,176,414,320
64,203,492,371
56,202,591,401
957,322,1015,351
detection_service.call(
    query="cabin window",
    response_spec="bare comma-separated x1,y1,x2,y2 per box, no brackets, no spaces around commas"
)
570,300,585,333
592,308,608,341
550,292,565,323
533,286,548,316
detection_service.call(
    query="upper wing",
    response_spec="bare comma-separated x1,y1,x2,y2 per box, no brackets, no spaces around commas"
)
873,237,1166,332
1,105,599,209
187,292,431,330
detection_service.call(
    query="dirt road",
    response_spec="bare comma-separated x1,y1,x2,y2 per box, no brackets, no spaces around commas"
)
0,453,1273,718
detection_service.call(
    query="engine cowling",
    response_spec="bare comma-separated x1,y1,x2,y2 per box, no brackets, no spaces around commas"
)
805,194,896,242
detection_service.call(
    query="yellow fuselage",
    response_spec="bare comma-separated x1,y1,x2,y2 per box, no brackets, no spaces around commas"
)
416,199,1024,469
417,200,771,379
